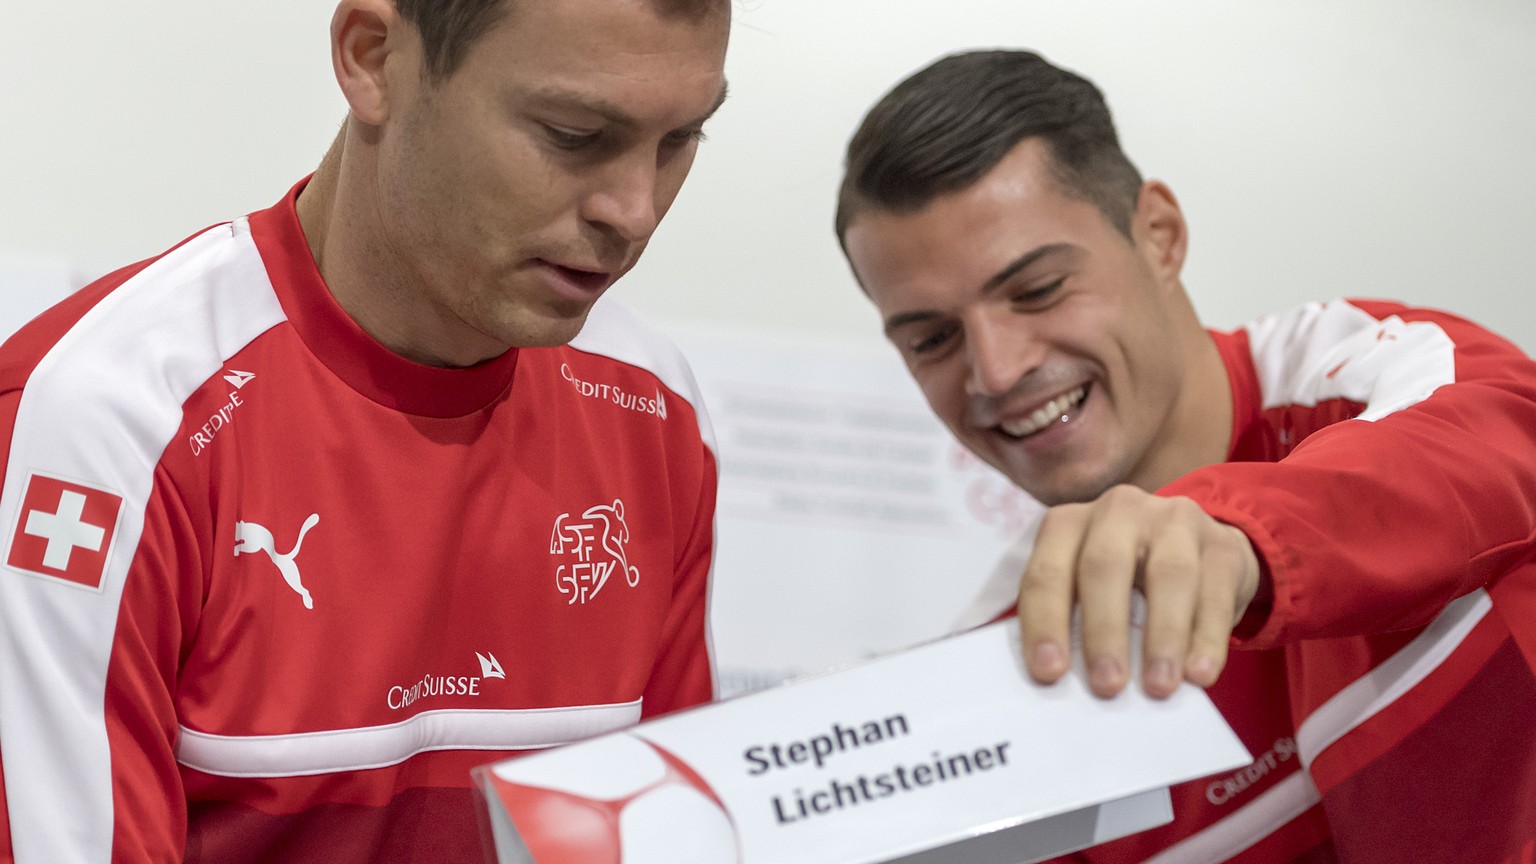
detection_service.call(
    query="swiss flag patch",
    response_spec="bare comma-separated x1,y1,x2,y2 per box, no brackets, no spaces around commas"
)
7,473,123,590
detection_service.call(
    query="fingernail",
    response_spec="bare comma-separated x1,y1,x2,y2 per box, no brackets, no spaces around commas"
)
1187,655,1216,683
1146,658,1176,692
1032,642,1065,676
1090,655,1124,692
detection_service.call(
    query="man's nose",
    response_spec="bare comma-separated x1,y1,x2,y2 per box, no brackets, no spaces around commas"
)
581,153,661,244
964,311,1042,398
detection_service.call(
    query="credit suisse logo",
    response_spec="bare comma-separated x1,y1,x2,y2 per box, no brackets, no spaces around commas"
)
559,364,668,421
6,472,124,591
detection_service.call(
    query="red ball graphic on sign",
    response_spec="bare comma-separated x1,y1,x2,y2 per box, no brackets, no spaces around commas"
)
488,734,740,864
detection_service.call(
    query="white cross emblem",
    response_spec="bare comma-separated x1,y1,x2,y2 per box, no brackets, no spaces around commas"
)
25,490,107,570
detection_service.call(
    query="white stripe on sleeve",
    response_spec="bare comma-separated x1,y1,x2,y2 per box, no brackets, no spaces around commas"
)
0,218,286,864
1243,299,1455,421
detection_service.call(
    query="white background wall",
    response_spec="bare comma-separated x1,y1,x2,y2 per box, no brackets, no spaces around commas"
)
3,0,1534,354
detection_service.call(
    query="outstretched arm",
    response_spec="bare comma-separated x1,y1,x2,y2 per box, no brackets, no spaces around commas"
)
1017,300,1536,696
1169,301,1536,649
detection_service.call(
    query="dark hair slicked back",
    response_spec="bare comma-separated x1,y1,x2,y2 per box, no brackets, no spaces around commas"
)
392,0,510,80
392,0,727,81
836,50,1143,245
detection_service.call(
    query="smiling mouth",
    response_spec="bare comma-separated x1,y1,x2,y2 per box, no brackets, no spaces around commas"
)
998,385,1089,439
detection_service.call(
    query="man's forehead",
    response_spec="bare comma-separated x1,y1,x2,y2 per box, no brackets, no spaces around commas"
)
464,0,728,74
852,148,1107,286
468,0,726,108
521,79,729,127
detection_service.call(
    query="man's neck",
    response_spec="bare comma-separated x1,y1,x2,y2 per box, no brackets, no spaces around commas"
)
1131,299,1236,492
293,124,500,369
294,129,343,278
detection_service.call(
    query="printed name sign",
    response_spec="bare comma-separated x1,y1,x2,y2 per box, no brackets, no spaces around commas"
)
474,619,1249,864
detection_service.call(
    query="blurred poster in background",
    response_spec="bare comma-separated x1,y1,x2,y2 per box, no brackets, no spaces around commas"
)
666,321,1041,698
1,249,81,340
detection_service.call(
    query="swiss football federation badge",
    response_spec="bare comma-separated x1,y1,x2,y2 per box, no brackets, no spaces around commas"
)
550,498,641,605
7,473,123,591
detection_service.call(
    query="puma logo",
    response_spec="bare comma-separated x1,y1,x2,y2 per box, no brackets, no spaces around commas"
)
234,514,320,610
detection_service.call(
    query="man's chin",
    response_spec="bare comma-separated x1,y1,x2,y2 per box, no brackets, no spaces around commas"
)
1002,462,1121,507
501,308,593,349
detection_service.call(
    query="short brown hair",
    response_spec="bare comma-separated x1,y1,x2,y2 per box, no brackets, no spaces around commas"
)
393,0,729,81
836,49,1143,247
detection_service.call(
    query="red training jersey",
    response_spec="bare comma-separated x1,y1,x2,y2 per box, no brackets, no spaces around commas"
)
0,181,720,863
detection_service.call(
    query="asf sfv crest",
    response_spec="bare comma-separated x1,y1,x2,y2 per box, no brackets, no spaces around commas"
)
550,499,640,605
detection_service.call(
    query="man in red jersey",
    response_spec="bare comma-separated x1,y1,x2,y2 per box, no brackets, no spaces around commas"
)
837,49,1536,863
0,0,729,861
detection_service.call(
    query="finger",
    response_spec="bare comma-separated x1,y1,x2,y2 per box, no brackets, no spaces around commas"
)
1185,525,1250,687
1018,504,1089,685
1074,488,1142,698
1138,501,1204,698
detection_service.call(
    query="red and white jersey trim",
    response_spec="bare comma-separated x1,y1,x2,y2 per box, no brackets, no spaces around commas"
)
176,700,643,778
1243,299,1455,420
0,217,284,864
1142,771,1320,864
1295,589,1490,765
568,297,723,702
1133,593,1491,862
569,299,717,453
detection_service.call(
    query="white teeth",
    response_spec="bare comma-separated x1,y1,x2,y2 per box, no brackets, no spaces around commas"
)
999,386,1086,438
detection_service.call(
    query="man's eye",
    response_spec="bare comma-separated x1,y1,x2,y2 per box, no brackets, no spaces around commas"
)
545,125,599,150
1012,277,1066,305
910,326,957,356
664,128,708,148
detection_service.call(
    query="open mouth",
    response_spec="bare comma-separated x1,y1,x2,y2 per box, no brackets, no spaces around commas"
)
998,384,1089,439
545,262,611,292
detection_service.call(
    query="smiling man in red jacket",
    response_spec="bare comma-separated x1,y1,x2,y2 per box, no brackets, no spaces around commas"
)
837,48,1536,863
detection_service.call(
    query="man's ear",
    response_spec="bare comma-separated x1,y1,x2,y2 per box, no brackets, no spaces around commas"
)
330,0,407,126
1131,180,1189,291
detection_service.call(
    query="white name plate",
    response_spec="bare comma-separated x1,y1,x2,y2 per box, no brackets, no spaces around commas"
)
475,619,1249,864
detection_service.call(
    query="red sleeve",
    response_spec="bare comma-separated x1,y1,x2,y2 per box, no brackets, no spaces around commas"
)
1164,300,1536,648
640,417,720,719
102,476,202,861
0,267,194,863
1,481,196,864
